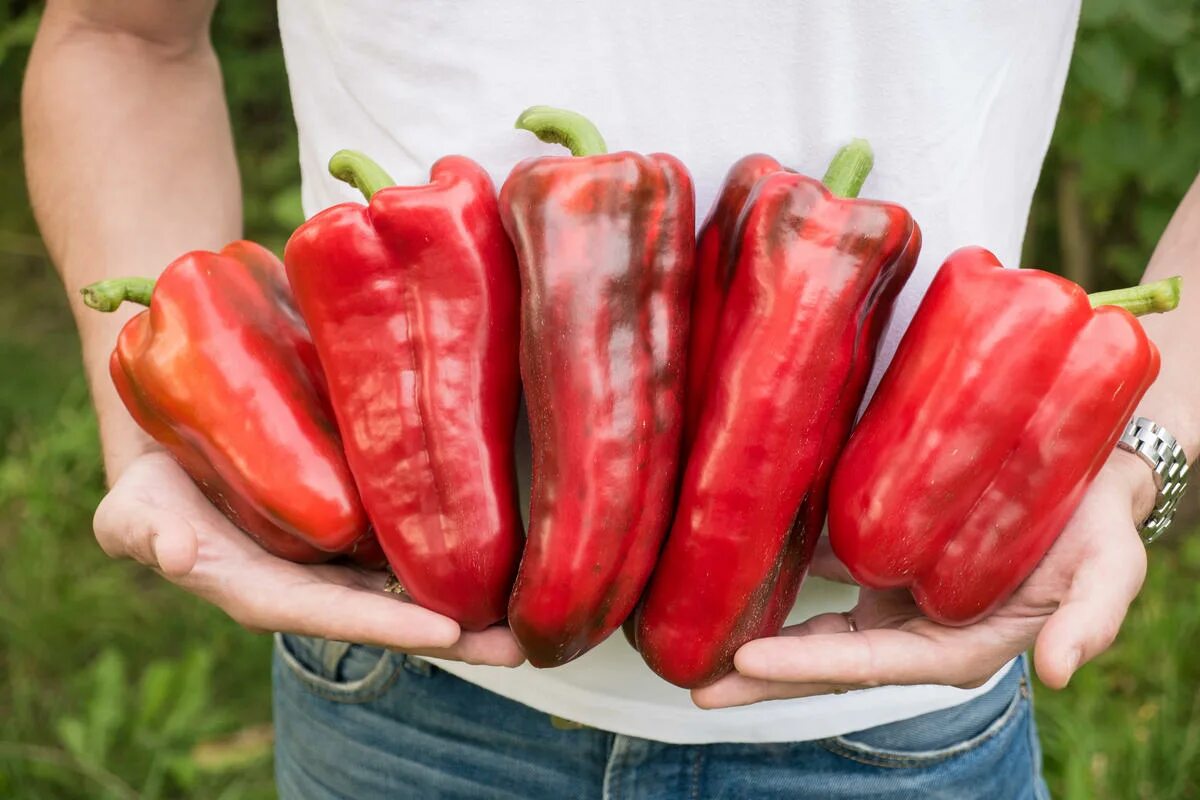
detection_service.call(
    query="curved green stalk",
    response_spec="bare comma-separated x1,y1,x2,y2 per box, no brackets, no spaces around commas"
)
80,278,155,311
514,105,608,157
328,150,395,201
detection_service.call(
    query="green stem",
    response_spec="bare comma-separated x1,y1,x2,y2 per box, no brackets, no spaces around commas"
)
80,278,155,312
822,138,874,199
1088,276,1182,316
328,150,395,201
514,105,608,157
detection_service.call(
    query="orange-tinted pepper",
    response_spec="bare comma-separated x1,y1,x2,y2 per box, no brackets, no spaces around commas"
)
82,241,372,563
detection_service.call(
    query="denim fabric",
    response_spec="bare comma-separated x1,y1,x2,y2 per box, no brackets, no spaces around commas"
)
273,634,1048,799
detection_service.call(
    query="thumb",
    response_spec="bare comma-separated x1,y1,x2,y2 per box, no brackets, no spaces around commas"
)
808,536,856,584
1034,529,1145,689
94,492,199,579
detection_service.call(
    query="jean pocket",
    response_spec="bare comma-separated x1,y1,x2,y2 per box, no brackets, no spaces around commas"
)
817,662,1029,768
275,633,404,704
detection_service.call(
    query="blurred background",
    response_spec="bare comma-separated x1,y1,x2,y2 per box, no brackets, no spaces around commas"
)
2,2,1199,798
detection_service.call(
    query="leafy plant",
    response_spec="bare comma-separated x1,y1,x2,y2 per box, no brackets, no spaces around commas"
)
1024,0,1200,288
0,647,273,799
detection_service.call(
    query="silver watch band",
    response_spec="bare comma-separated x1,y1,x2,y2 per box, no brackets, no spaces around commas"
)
1116,416,1189,544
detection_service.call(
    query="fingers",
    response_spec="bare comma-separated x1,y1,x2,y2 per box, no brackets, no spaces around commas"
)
691,604,861,708
695,618,1012,709
406,625,527,667
732,623,1012,691
692,672,855,709
692,672,776,709
1034,526,1146,689
777,611,858,637
226,579,462,652
93,490,199,578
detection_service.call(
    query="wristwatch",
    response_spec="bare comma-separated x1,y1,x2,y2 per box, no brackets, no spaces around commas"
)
1116,416,1190,544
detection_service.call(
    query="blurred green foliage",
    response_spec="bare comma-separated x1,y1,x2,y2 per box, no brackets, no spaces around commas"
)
212,6,306,250
0,1,1198,798
1023,0,1200,287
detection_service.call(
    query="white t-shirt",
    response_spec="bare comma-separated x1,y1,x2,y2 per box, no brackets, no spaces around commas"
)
278,0,1081,744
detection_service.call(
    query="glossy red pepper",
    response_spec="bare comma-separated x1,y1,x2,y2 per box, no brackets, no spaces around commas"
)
829,247,1178,625
284,152,523,631
685,154,783,445
631,143,921,688
81,241,372,563
500,107,696,667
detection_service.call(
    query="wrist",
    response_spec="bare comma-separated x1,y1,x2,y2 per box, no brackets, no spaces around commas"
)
96,408,159,485
1107,449,1159,526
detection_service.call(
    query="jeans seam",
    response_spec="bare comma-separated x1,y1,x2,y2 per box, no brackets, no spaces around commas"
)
602,735,630,800
816,675,1028,768
1023,660,1050,800
274,633,402,704
688,748,703,800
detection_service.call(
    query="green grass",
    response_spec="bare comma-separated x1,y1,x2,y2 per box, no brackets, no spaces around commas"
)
1036,537,1200,799
1,257,1199,798
0,259,275,799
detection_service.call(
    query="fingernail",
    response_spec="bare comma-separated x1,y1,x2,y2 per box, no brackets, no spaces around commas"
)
1064,647,1081,684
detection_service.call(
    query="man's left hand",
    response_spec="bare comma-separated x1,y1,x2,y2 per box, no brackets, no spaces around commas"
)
692,452,1155,708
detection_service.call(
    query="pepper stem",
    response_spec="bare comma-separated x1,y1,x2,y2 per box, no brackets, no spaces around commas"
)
515,105,608,157
328,150,395,202
80,278,155,312
1088,276,1182,316
822,139,874,199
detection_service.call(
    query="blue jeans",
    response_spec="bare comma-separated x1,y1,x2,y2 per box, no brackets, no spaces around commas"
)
273,634,1048,799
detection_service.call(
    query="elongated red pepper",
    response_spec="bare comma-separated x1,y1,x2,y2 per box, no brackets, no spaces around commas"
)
284,152,523,631
501,107,696,667
829,247,1178,625
81,241,372,563
631,142,921,688
685,154,783,445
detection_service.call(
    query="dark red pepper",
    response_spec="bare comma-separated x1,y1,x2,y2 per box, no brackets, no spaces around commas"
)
284,152,523,631
631,143,921,688
829,247,1177,625
500,107,696,667
81,241,372,563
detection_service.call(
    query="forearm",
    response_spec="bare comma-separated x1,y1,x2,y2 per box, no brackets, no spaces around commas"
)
23,0,239,480
1105,173,1200,517
1132,173,1200,453
1134,174,1200,452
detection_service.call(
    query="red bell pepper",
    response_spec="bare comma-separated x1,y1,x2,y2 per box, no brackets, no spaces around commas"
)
829,247,1179,625
81,241,372,563
284,151,523,631
500,107,696,667
631,142,921,688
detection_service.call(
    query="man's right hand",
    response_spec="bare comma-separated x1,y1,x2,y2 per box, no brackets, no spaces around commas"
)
95,451,526,667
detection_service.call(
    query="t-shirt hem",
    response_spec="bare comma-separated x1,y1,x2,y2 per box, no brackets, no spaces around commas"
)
422,657,1017,745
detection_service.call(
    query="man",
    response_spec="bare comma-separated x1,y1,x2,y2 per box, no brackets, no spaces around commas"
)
23,1,1198,797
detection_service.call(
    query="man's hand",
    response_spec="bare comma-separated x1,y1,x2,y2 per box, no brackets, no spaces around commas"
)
97,451,525,667
692,452,1154,708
